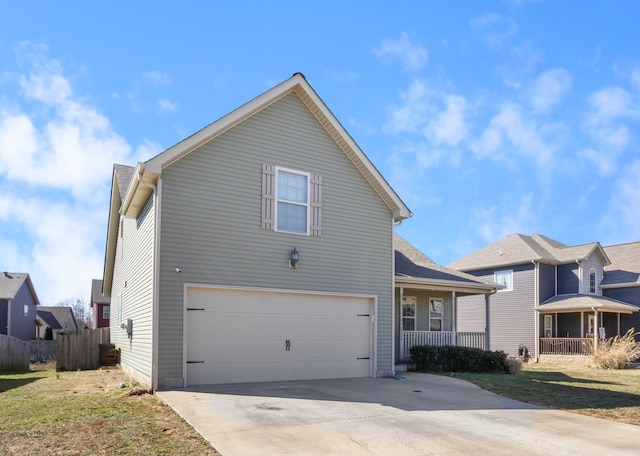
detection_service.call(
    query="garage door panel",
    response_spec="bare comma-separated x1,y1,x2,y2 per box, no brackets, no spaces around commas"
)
186,287,374,386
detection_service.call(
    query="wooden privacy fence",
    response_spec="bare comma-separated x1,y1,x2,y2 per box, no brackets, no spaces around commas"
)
0,334,30,372
56,328,110,371
29,340,57,363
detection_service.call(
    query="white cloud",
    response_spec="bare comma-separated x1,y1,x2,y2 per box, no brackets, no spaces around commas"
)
580,85,639,176
142,71,172,87
469,13,518,48
425,94,469,147
631,67,640,92
158,98,177,112
385,80,469,147
529,68,572,113
602,159,640,241
472,193,536,244
373,32,428,71
0,43,155,303
471,102,553,168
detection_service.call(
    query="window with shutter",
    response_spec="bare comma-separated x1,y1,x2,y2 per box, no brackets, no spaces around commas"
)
262,165,322,236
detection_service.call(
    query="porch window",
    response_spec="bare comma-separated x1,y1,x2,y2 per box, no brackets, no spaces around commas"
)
429,298,443,331
544,315,553,337
402,296,416,331
495,269,513,291
589,269,596,294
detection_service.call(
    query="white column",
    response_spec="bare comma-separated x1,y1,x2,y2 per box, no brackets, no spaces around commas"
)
485,293,491,351
452,291,457,346
593,310,599,352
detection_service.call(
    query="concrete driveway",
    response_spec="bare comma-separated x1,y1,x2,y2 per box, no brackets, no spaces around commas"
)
157,373,640,455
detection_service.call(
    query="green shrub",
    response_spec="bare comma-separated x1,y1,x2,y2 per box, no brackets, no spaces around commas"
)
44,327,53,340
409,345,511,373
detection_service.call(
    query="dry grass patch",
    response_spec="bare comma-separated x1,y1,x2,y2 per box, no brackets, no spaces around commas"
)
593,329,640,369
446,360,640,426
0,366,220,456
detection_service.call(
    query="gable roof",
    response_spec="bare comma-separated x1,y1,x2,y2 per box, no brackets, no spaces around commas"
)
538,294,639,314
601,241,640,287
91,279,110,305
0,272,40,304
123,73,411,222
36,306,77,330
395,235,499,293
448,233,610,272
103,73,412,295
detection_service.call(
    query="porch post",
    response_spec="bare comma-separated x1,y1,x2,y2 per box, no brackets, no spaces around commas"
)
593,309,599,352
452,291,457,346
617,313,621,336
580,311,584,338
485,293,490,351
399,287,404,359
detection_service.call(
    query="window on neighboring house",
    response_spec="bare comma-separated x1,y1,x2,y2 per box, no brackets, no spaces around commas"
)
544,314,553,338
23,304,29,316
262,164,322,235
103,306,110,320
429,299,443,331
495,269,513,291
589,269,596,294
401,296,416,331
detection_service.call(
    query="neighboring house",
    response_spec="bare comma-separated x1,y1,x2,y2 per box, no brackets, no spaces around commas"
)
394,235,501,360
0,272,39,340
449,234,640,358
91,279,110,329
36,307,78,340
102,73,412,390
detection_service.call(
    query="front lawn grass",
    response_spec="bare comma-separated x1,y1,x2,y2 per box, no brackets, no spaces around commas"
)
446,360,640,426
0,366,220,455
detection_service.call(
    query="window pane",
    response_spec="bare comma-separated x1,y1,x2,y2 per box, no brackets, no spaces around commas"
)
402,303,415,317
430,319,441,331
278,171,307,203
429,300,442,317
402,318,415,331
495,270,513,290
103,306,110,319
277,202,307,233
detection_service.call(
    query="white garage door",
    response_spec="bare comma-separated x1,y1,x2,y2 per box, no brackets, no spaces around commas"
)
186,287,374,386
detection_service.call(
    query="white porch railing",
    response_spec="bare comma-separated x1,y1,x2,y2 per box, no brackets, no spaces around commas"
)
400,331,486,359
540,338,593,356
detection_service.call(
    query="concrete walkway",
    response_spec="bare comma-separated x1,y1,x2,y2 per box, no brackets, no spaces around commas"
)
157,373,640,455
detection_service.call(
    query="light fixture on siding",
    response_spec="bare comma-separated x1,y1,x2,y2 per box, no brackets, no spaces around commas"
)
289,247,299,269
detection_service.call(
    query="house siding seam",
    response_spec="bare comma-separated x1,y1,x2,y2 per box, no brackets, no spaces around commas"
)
111,195,155,387
157,92,394,387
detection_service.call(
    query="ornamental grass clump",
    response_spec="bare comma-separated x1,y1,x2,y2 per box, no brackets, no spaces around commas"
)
592,329,640,369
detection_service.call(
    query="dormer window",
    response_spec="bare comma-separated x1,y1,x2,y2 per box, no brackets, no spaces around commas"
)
589,269,596,294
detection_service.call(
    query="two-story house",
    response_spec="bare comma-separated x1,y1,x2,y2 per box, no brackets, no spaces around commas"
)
102,73,412,390
449,234,640,359
0,272,39,340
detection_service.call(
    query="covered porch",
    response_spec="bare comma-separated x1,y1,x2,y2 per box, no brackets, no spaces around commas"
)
536,294,639,356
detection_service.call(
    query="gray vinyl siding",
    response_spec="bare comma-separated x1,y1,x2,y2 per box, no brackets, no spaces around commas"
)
582,253,604,295
455,294,486,332
466,264,536,355
157,92,394,387
539,263,556,302
602,286,640,341
111,196,155,386
557,263,579,294
7,284,38,340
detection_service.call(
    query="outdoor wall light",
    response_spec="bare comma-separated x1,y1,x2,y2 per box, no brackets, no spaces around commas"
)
289,247,299,269
174,267,181,273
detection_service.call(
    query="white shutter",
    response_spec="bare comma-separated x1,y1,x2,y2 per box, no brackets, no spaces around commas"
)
261,164,275,230
310,173,322,236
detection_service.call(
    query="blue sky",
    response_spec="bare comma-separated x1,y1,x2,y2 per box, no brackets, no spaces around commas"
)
1,1,639,304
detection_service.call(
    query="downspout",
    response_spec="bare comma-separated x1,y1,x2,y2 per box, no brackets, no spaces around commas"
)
391,220,397,377
138,175,160,391
7,299,11,336
485,289,497,351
